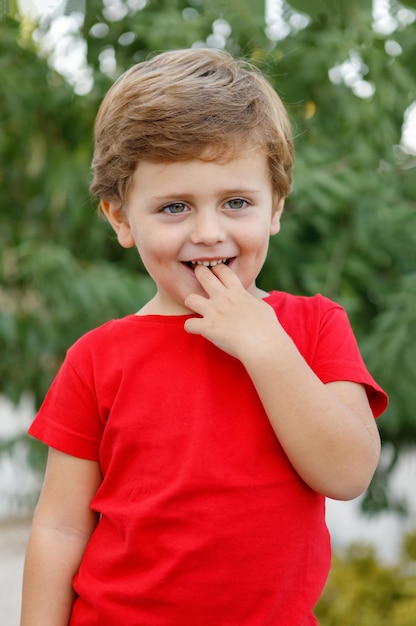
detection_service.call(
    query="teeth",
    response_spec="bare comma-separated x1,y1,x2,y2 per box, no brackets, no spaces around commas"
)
193,259,228,267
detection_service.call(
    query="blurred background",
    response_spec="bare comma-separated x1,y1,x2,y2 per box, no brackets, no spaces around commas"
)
1,0,416,623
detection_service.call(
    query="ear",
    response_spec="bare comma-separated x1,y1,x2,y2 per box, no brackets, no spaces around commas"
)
270,197,285,235
100,200,135,248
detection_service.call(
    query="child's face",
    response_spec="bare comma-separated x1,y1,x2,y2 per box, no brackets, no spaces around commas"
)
102,148,282,315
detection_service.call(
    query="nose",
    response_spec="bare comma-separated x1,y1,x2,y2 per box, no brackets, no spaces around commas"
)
189,209,226,246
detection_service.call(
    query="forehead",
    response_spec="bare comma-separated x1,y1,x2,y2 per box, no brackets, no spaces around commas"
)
129,148,271,199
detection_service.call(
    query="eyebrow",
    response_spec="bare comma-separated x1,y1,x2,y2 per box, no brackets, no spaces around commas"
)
151,188,263,201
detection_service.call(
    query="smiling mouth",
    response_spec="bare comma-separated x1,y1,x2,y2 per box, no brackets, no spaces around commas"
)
184,258,232,270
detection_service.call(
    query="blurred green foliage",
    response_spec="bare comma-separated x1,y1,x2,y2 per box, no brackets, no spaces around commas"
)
316,530,416,625
1,0,416,512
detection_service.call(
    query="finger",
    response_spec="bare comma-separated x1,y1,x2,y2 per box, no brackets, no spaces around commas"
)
183,316,204,335
184,292,209,315
192,263,224,292
209,262,243,288
193,262,241,292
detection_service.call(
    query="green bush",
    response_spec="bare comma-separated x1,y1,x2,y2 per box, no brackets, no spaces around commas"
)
316,530,416,625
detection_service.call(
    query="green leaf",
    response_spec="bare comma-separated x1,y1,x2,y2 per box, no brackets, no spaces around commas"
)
287,0,372,20
400,0,416,9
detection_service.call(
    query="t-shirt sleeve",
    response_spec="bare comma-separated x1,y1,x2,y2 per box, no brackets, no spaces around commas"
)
312,300,388,418
28,339,107,460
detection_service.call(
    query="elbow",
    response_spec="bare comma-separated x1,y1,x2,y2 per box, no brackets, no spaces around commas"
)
325,476,374,502
320,449,381,501
315,473,374,501
306,442,381,501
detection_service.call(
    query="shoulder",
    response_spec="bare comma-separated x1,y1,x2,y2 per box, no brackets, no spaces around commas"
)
70,315,137,347
65,316,139,367
266,291,345,326
265,291,355,363
266,290,342,309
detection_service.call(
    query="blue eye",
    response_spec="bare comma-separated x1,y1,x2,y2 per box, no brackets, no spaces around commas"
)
162,202,188,214
225,198,248,210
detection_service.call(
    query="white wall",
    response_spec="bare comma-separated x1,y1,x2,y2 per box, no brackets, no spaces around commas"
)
0,395,40,517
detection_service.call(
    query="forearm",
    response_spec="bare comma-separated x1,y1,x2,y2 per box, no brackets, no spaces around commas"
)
241,329,380,500
21,520,91,626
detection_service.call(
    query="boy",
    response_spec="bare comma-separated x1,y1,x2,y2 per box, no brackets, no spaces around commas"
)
21,48,388,625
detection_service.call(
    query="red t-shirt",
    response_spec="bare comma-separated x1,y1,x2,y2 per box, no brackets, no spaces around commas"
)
29,292,387,626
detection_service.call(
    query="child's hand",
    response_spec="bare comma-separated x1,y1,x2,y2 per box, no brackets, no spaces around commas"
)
184,263,281,360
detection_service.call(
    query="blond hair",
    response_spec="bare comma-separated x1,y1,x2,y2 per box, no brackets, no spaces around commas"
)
90,48,294,206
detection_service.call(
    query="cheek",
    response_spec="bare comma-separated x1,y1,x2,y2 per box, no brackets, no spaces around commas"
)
134,229,166,257
243,222,272,250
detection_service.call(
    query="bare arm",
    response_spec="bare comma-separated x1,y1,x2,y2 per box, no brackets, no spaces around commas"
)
184,263,381,501
21,448,101,626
